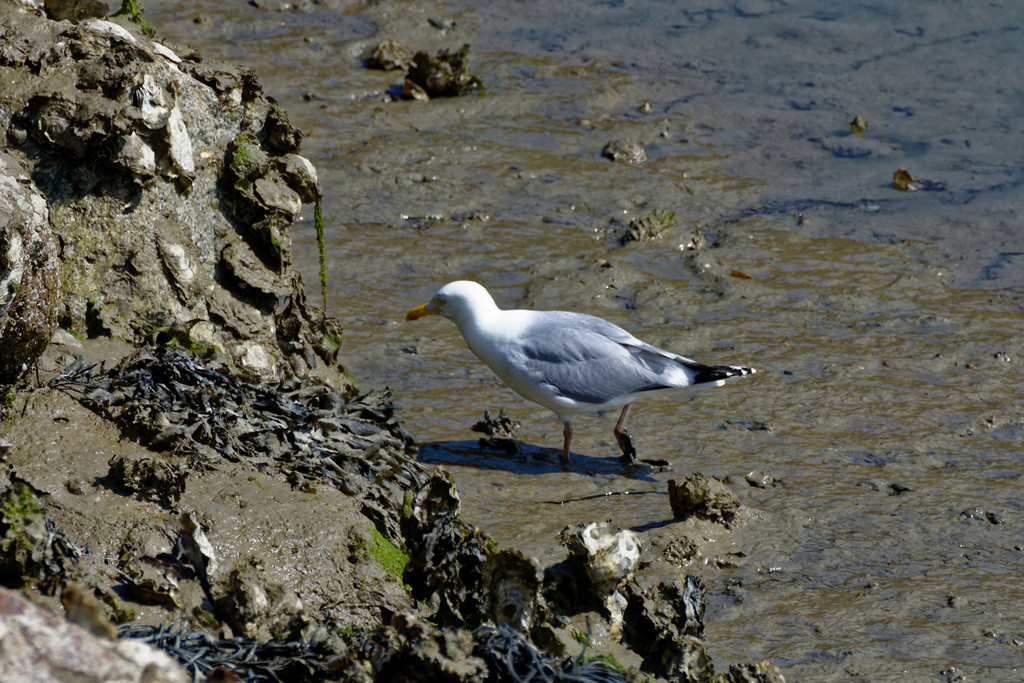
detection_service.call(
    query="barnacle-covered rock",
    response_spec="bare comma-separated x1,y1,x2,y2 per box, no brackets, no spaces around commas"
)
602,138,647,164
401,472,540,632
215,556,273,638
619,208,707,251
403,44,482,99
559,522,640,635
117,524,181,608
367,39,414,71
560,522,640,597
623,208,676,243
403,513,492,627
280,153,320,203
403,469,461,536
481,549,540,632
371,611,488,682
668,472,741,527
0,2,339,388
106,452,187,504
621,575,713,680
470,409,521,454
0,152,60,384
0,478,83,595
115,132,157,180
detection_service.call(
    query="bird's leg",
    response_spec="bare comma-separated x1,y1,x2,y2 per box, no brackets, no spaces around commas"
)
614,404,637,464
561,421,573,465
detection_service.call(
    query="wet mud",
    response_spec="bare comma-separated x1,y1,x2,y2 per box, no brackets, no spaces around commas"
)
3,0,1022,680
146,0,1024,680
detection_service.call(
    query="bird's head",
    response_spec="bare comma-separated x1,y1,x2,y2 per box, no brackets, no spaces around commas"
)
406,280,498,326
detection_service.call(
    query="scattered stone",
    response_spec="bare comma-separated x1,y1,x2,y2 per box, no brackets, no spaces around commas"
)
367,39,414,71
668,473,742,527
744,470,776,488
601,139,647,163
105,452,187,504
721,660,788,682
403,44,482,99
663,536,699,564
892,168,947,192
471,409,521,453
960,506,1003,525
623,209,676,243
471,409,520,440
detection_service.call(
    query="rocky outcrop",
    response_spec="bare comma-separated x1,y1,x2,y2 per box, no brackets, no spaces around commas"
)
0,4,343,388
0,151,59,383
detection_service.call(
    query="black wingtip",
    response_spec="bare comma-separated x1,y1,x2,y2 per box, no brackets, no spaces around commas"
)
692,363,755,384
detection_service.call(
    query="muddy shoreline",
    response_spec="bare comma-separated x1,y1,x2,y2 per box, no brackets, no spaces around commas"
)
4,0,1024,681
0,3,784,681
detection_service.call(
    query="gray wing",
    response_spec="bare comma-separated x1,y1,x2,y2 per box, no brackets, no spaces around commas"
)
516,312,697,404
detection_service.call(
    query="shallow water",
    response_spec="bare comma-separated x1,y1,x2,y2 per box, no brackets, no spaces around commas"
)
150,0,1024,678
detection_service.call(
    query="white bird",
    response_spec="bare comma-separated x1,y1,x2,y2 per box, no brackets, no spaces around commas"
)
406,280,754,465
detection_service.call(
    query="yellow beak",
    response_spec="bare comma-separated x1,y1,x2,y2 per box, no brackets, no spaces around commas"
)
406,302,439,321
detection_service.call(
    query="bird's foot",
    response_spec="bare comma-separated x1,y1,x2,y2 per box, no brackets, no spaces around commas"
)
616,431,638,466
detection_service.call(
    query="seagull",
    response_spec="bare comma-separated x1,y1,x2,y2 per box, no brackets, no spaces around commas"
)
406,280,754,465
